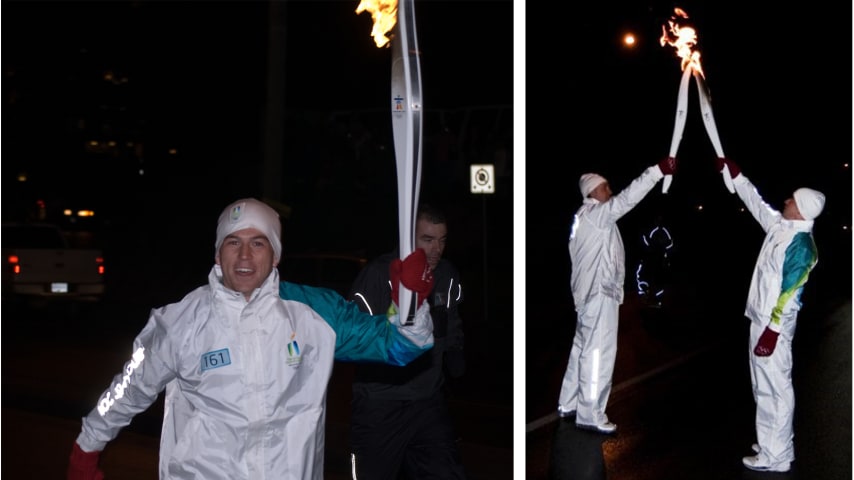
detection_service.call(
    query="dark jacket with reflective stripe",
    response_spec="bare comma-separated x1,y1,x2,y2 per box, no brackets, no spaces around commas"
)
348,251,465,400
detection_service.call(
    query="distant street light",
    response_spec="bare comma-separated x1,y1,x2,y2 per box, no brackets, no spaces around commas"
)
623,33,636,47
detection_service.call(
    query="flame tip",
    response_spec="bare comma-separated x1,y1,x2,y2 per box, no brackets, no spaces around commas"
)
660,7,704,75
357,0,399,48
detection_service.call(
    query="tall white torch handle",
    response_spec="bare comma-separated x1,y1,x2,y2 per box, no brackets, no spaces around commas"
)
693,71,735,193
664,66,692,193
390,0,423,324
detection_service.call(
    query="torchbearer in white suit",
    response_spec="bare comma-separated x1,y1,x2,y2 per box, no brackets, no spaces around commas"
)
557,156,677,435
66,198,435,480
715,157,825,474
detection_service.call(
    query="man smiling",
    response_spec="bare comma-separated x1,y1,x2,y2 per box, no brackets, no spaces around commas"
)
67,198,435,480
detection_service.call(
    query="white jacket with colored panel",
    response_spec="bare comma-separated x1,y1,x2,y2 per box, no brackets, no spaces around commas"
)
732,175,818,334
75,266,433,480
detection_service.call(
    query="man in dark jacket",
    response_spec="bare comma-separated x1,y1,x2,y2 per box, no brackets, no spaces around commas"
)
348,203,466,479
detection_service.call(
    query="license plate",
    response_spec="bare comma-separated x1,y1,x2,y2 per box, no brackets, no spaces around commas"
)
51,282,68,293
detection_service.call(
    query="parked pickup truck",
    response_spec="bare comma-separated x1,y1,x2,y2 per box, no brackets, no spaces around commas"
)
2,223,105,302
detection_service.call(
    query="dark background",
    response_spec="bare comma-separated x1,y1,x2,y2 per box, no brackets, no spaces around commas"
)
3,0,514,306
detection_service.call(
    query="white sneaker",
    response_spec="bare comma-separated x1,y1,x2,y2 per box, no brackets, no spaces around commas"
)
742,455,791,473
751,443,760,454
576,421,617,435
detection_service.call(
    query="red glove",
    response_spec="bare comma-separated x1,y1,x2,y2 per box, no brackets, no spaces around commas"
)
658,156,677,176
67,442,104,480
753,327,779,357
715,157,741,179
390,248,434,308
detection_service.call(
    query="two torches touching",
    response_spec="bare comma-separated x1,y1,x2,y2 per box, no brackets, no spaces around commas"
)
660,8,735,194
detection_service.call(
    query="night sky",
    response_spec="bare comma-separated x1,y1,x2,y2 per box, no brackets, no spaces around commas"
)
3,1,513,109
3,1,513,165
3,0,514,253
0,2,509,319
527,0,851,202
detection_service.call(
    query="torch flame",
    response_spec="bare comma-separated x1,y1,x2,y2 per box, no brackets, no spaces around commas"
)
660,7,704,78
356,0,398,48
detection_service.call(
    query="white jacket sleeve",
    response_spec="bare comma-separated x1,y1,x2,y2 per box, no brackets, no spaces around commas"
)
389,301,434,348
732,174,781,233
76,309,180,452
587,165,664,227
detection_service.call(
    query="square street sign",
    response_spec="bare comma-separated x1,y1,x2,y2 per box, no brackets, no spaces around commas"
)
470,164,495,194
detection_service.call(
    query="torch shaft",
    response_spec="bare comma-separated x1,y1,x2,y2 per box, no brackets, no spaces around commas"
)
664,66,693,193
693,71,735,193
669,67,693,157
390,0,423,323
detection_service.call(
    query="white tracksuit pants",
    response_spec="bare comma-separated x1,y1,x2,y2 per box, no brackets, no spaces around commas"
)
558,295,619,426
748,320,796,468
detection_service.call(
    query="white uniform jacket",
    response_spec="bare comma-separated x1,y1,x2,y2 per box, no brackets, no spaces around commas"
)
569,165,664,307
76,266,433,480
732,174,818,332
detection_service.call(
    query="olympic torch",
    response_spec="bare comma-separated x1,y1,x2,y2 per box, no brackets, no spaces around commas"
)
661,8,735,194
357,0,423,323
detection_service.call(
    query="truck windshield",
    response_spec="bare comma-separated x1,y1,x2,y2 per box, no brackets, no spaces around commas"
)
2,225,67,249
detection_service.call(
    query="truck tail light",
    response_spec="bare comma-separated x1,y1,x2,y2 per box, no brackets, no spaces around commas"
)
8,255,20,275
96,257,105,275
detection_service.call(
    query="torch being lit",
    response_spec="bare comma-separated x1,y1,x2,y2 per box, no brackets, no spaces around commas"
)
660,8,735,193
357,0,423,324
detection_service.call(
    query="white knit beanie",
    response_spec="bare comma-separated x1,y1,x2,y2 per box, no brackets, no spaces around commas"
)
215,198,282,261
579,173,607,198
793,188,826,221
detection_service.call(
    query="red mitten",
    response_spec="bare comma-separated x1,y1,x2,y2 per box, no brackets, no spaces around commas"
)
389,249,434,308
753,327,779,357
67,442,104,480
715,157,741,179
658,156,677,176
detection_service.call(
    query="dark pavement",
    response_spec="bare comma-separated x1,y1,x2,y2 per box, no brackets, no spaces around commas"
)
526,283,852,480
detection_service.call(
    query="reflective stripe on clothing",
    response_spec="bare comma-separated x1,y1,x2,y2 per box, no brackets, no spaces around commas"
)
558,294,619,426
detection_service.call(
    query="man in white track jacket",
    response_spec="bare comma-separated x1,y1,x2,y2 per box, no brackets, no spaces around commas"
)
716,157,825,474
557,157,677,435
66,198,435,480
